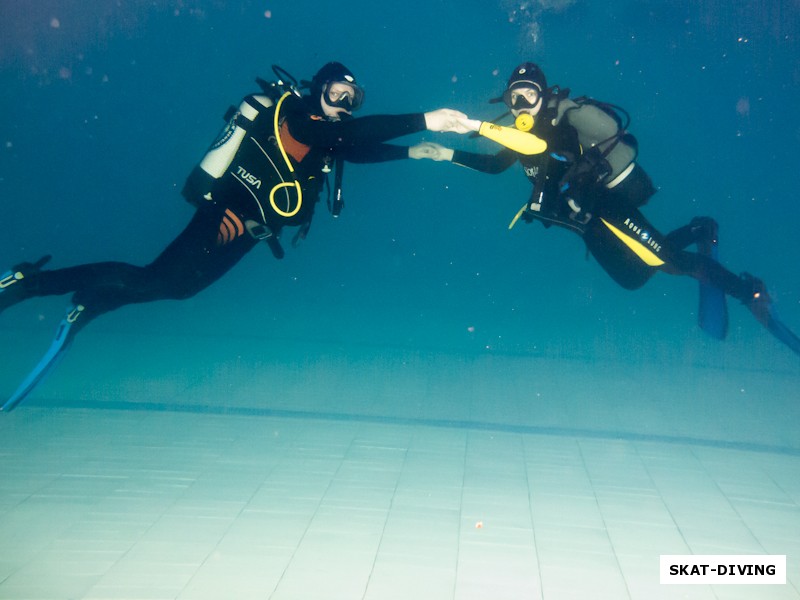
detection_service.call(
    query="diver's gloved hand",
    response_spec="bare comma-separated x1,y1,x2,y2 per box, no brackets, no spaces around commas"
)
560,179,597,222
560,147,612,193
409,142,455,162
424,109,474,134
565,195,594,220
559,148,611,220
559,173,597,218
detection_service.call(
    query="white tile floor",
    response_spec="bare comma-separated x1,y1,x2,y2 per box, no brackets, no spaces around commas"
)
1,406,798,600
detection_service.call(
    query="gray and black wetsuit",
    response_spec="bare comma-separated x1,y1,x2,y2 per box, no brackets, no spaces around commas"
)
451,113,754,301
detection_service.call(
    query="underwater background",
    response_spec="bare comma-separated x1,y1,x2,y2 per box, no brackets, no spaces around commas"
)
1,0,799,447
2,2,800,599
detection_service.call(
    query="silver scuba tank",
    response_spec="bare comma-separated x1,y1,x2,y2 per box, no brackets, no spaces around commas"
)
199,95,274,179
556,99,636,186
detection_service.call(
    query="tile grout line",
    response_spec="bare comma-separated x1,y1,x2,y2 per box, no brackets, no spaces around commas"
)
176,424,288,599
632,442,723,600
267,424,356,600
361,427,411,600
521,434,546,600
576,438,633,600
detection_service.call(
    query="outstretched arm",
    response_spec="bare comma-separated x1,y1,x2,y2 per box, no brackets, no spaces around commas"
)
409,142,517,174
284,95,473,148
342,143,411,163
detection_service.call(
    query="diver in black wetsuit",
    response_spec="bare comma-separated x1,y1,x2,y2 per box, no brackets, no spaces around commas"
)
409,62,800,356
2,62,471,330
0,62,473,410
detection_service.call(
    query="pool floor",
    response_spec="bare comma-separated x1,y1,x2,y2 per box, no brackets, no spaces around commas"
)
0,406,798,599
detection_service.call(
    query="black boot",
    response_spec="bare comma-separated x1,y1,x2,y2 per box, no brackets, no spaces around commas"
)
739,273,800,356
739,273,772,325
665,216,718,251
690,217,719,254
0,255,51,314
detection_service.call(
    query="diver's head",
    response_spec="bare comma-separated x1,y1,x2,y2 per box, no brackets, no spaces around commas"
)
503,62,547,117
308,61,364,120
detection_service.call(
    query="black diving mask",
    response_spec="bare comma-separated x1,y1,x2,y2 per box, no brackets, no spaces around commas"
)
502,86,541,110
324,82,364,111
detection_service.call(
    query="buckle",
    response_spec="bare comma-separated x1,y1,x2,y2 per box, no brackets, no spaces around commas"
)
245,220,275,241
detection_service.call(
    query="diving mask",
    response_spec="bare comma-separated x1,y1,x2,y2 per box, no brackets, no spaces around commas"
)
502,86,541,110
323,81,364,111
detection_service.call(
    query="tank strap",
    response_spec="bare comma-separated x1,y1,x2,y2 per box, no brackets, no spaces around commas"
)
222,94,273,130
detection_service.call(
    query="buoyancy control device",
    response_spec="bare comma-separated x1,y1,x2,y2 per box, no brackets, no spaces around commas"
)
510,88,649,231
181,66,347,257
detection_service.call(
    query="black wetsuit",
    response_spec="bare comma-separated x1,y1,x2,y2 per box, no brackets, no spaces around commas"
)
451,113,753,301
10,94,427,332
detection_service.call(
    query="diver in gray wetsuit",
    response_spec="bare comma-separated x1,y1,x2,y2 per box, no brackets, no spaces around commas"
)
409,62,800,356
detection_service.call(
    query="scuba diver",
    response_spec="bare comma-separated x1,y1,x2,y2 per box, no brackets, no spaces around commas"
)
0,61,474,411
409,62,800,357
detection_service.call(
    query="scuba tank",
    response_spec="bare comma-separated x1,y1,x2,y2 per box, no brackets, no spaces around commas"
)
554,95,637,186
182,65,301,206
182,94,276,206
199,96,273,180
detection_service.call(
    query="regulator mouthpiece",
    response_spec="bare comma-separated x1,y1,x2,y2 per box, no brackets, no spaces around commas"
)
515,113,534,132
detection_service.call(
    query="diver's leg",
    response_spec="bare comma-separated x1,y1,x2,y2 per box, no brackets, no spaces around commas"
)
582,224,655,290
663,247,800,355
738,274,800,355
663,218,728,338
583,206,662,290
662,250,747,299
664,217,718,251
1,255,54,314
586,206,733,338
3,205,260,411
144,206,258,300
4,205,258,331
1,258,155,412
70,205,259,328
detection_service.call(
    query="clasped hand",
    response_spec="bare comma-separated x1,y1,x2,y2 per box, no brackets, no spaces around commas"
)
424,109,479,134
408,142,454,161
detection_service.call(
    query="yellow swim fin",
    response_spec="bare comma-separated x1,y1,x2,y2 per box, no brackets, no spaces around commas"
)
508,204,527,229
477,121,547,155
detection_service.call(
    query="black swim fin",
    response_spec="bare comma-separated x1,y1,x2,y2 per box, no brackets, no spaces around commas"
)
742,274,800,357
2,304,83,412
762,307,800,356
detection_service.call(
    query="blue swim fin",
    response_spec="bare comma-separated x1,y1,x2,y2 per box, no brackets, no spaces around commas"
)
698,236,729,340
2,304,83,412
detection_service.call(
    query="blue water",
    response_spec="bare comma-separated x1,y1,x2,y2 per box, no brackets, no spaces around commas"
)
1,1,799,446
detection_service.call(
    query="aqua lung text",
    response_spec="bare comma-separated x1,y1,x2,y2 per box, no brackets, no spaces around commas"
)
623,217,662,253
